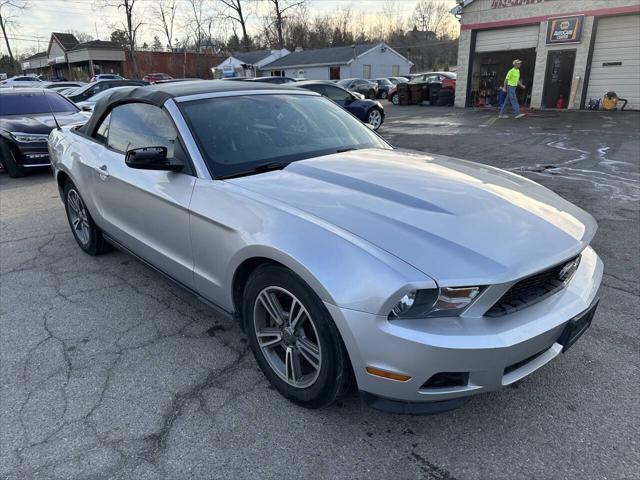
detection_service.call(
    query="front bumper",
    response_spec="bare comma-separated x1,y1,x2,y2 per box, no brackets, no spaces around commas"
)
326,246,603,408
15,142,50,167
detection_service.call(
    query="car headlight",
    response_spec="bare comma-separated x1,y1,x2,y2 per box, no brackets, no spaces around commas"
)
388,287,482,319
10,132,49,143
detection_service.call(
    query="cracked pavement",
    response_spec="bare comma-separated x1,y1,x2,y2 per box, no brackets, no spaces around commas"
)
1,106,639,479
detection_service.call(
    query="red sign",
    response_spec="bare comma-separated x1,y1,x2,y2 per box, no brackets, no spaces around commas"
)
491,0,548,8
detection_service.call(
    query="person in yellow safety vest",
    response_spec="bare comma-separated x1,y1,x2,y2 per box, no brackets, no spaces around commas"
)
499,59,526,119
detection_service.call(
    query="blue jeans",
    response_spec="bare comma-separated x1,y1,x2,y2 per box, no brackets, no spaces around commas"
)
500,86,520,115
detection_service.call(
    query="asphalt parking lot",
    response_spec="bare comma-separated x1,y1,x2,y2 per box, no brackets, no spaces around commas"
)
1,104,638,480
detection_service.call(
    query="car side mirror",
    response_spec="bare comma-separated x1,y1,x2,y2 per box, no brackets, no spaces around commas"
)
81,105,92,112
346,95,355,104
125,146,183,172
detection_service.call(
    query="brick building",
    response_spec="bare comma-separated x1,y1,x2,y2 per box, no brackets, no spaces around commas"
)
452,0,640,110
125,50,223,80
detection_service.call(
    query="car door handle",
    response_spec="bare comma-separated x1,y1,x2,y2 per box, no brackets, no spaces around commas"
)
95,164,109,177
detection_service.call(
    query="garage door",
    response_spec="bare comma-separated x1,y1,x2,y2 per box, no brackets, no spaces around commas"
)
475,25,540,53
586,15,640,110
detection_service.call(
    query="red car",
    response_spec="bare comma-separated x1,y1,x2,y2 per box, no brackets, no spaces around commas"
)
388,72,456,106
142,72,173,84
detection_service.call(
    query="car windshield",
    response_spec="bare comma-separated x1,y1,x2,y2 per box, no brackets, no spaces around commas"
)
0,92,78,115
180,93,390,179
377,79,392,85
336,79,351,87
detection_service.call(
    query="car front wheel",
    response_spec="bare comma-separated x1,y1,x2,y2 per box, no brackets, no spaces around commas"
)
63,180,111,255
391,93,399,105
0,140,25,178
367,108,383,131
380,90,388,99
244,264,352,408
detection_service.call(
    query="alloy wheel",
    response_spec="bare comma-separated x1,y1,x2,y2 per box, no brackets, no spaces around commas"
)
67,189,90,246
368,109,382,130
253,286,322,388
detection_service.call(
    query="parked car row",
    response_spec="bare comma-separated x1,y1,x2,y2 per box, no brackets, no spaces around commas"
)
0,77,388,178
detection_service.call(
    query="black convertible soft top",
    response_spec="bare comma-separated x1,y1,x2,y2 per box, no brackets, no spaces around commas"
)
81,79,302,135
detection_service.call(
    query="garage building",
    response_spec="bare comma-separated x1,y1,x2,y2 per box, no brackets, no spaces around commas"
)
452,0,640,110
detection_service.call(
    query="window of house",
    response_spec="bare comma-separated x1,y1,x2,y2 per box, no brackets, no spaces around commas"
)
363,64,371,79
329,66,340,80
392,65,400,76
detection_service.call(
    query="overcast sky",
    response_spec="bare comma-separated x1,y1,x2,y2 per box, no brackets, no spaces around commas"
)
3,0,457,57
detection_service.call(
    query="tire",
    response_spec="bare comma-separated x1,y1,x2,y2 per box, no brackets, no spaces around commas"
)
367,108,383,131
63,180,111,255
380,90,388,99
367,89,375,99
391,93,399,105
0,140,25,178
436,89,454,106
244,264,352,409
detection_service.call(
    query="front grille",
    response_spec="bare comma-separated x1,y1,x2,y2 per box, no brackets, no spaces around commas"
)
486,255,581,317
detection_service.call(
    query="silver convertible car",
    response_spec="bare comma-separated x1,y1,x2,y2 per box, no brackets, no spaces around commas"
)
49,81,602,414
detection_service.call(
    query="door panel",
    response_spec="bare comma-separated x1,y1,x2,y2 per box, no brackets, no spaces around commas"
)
92,148,196,287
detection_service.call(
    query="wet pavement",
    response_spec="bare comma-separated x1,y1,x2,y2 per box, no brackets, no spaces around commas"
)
1,105,638,479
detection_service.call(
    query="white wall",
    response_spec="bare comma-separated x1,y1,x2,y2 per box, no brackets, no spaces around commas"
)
351,46,413,78
278,47,412,80
282,66,332,80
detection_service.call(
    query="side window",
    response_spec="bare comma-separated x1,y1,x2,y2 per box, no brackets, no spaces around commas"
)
324,86,351,102
305,85,326,96
107,103,182,160
95,113,111,144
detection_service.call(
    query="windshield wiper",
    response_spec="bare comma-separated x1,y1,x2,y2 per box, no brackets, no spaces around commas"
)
335,147,358,153
219,161,289,180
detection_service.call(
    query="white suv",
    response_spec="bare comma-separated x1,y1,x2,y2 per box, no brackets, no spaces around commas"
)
0,76,44,88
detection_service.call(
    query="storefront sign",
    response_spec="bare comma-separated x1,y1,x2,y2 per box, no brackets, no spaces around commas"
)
491,0,547,9
546,15,584,44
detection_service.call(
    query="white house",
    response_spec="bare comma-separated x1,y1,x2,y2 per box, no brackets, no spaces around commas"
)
262,43,413,80
212,49,290,78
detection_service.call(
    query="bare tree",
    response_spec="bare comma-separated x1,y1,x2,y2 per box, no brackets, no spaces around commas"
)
218,0,252,51
66,30,94,44
411,0,450,38
263,0,305,49
184,0,208,51
0,0,28,63
97,0,143,76
153,0,178,51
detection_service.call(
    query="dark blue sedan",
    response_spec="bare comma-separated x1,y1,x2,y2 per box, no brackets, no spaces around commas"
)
295,80,385,131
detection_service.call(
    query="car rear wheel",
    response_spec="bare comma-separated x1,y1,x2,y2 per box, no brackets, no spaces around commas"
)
391,93,399,105
63,180,111,255
0,140,25,178
367,108,383,131
244,264,352,409
367,89,376,99
380,90,388,99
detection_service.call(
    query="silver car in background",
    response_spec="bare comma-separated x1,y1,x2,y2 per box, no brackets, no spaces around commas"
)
49,81,602,413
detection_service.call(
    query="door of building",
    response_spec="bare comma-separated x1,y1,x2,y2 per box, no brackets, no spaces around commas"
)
542,50,576,108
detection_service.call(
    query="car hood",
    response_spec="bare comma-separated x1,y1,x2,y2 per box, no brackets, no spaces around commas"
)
0,112,88,135
227,149,596,286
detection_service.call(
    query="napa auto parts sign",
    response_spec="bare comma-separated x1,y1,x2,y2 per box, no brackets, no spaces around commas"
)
546,15,584,44
491,0,547,8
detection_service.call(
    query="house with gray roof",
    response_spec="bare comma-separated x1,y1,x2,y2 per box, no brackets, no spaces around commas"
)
261,42,413,80
212,48,290,78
